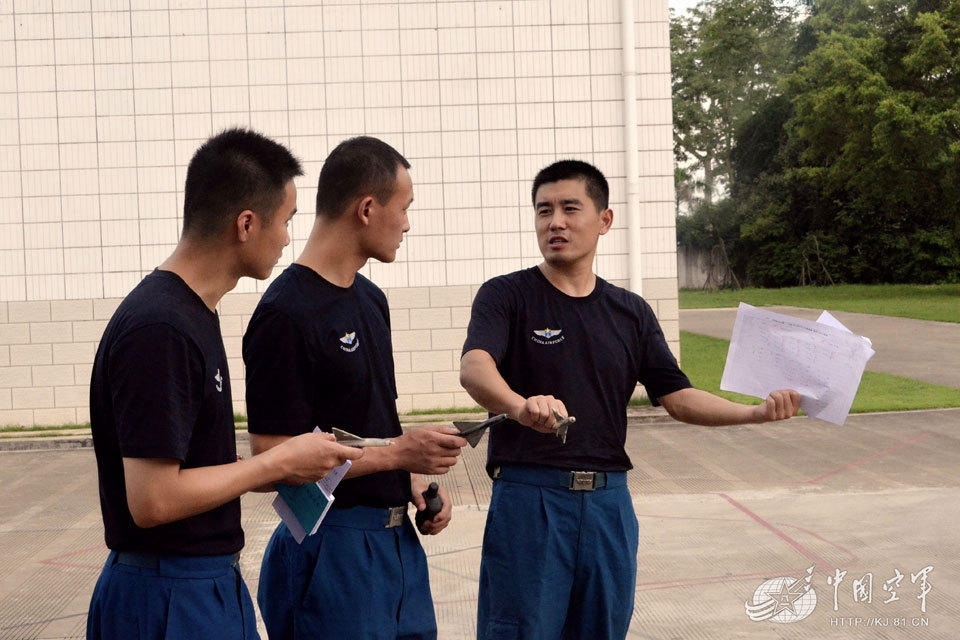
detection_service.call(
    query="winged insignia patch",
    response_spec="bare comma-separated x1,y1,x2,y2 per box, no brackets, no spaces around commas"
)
533,328,562,339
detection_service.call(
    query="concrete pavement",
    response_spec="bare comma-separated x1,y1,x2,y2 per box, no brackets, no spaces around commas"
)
680,306,960,388
2,409,960,639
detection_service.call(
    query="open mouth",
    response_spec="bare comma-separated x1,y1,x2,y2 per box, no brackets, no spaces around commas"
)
548,236,568,248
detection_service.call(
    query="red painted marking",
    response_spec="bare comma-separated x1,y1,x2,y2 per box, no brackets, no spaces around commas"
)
40,560,101,570
787,525,858,565
637,513,856,564
805,432,931,484
39,544,107,570
635,572,771,592
718,493,833,572
636,513,745,523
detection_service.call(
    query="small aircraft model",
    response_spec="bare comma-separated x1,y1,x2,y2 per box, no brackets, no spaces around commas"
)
453,411,575,447
552,410,576,445
331,427,394,448
452,413,509,447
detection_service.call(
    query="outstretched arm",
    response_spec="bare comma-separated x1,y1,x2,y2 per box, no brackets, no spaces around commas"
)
251,426,468,479
459,348,568,432
658,387,800,426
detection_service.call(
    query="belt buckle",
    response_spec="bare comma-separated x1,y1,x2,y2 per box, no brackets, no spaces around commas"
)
570,471,596,491
385,506,406,528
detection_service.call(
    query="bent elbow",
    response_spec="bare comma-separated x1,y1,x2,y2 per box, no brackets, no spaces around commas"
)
658,396,687,424
458,357,475,393
127,496,169,529
458,368,473,394
129,506,161,529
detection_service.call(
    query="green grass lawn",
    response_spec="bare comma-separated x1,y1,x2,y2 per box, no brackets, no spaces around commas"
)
678,331,960,413
0,422,90,433
679,283,960,323
405,406,483,415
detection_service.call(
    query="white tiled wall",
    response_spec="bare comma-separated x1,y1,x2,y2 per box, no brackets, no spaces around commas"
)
0,0,678,425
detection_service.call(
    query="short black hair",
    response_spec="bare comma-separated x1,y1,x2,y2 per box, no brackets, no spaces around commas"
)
316,136,411,218
182,128,303,239
531,160,609,211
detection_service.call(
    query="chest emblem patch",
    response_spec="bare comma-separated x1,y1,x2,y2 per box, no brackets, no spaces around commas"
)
214,368,223,393
339,331,360,352
532,328,564,345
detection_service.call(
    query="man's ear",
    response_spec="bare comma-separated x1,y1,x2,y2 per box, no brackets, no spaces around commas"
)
236,210,256,242
599,208,614,235
355,196,375,228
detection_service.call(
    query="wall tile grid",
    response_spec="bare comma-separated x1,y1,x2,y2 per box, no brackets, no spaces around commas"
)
0,0,677,424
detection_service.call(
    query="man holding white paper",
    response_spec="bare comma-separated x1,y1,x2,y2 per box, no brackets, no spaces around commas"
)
243,137,468,640
460,160,802,640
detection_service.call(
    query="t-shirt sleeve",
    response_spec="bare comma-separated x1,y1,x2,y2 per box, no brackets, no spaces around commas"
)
462,279,512,365
635,300,692,405
109,323,202,461
243,305,314,436
376,288,399,400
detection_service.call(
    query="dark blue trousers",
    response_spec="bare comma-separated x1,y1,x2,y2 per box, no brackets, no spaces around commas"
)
86,550,259,640
258,506,437,640
477,466,639,640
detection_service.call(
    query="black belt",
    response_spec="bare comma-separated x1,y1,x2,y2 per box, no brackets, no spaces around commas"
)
322,505,408,529
115,551,241,569
492,465,626,491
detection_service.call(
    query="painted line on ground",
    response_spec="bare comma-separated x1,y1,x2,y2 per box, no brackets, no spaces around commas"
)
0,612,86,632
635,572,771,592
635,511,858,566
39,544,107,570
717,493,833,572
805,432,932,484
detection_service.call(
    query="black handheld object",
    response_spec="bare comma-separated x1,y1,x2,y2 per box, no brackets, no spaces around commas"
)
415,482,443,533
453,413,509,447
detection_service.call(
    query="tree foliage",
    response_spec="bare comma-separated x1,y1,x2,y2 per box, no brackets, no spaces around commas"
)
675,0,960,286
672,0,799,204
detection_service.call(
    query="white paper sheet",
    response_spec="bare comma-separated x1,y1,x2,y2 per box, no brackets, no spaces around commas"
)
720,303,875,425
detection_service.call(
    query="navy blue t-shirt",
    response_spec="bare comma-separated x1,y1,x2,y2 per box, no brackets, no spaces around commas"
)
243,264,410,509
462,267,692,472
90,269,243,555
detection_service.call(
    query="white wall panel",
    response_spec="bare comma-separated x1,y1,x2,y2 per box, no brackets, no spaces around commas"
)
0,0,677,325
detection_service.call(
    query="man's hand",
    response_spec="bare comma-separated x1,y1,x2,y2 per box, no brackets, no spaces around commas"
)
753,389,801,422
393,426,468,475
511,395,568,433
271,431,364,485
410,474,452,535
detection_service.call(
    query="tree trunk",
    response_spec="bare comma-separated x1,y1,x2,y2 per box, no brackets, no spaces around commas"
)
702,161,715,205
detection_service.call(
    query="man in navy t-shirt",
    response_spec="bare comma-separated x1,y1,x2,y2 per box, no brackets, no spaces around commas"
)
86,129,361,640
460,160,800,640
244,137,468,640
